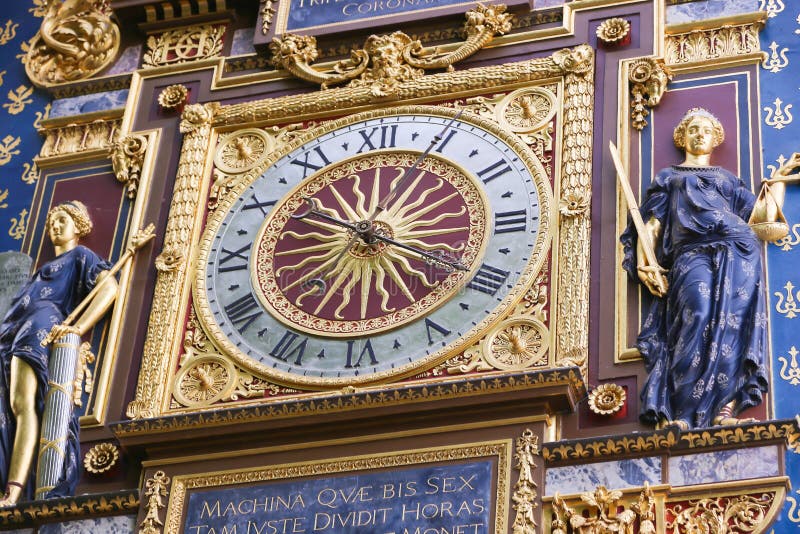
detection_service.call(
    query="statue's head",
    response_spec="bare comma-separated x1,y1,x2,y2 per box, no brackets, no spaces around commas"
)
673,108,725,151
46,200,93,244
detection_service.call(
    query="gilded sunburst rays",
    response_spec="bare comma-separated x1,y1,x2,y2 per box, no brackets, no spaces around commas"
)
276,166,469,320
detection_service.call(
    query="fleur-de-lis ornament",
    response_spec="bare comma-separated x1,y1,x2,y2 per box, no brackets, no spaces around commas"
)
0,189,8,208
3,85,34,115
21,162,38,184
775,281,800,319
8,208,26,240
33,103,50,129
774,223,800,251
0,21,17,46
0,134,20,165
779,346,800,385
759,0,785,18
764,97,794,130
763,42,789,73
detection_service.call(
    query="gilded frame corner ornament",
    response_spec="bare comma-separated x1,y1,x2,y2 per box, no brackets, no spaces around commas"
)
128,42,594,418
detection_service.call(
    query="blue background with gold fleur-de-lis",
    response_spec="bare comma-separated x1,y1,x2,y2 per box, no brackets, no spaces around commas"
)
758,0,800,530
0,0,49,254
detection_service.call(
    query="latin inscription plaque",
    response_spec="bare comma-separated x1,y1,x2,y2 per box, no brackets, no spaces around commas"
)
168,443,510,534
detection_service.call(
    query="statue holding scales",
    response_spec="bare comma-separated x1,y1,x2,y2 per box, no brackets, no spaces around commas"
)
617,108,799,430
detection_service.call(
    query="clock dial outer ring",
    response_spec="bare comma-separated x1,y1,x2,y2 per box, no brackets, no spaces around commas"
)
193,105,554,389
251,150,490,337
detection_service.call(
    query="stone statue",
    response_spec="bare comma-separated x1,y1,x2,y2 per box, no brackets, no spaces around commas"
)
620,108,796,430
0,201,149,506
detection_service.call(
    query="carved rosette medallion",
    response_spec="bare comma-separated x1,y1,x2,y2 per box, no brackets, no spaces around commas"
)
214,129,275,174
174,355,237,407
495,87,557,133
596,17,631,45
484,317,548,370
158,84,189,110
83,442,119,474
588,383,626,415
25,0,120,87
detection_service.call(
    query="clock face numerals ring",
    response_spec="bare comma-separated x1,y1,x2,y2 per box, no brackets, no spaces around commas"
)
194,106,552,388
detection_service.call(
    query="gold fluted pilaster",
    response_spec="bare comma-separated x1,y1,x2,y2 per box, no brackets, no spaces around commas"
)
126,103,217,419
554,51,594,376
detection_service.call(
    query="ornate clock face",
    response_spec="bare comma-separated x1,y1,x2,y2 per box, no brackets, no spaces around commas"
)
194,107,552,388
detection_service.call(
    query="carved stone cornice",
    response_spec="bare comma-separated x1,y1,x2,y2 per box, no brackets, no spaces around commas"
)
118,367,584,437
269,4,514,95
665,15,766,66
36,116,122,165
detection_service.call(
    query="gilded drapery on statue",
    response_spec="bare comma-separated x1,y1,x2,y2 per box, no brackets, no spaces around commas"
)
620,108,791,430
0,202,112,504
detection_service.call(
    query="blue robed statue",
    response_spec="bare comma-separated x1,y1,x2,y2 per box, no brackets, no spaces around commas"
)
621,108,797,430
0,201,152,506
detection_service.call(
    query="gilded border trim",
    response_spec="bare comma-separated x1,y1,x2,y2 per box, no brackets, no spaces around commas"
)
541,419,800,464
0,490,139,527
117,367,583,437
164,441,512,534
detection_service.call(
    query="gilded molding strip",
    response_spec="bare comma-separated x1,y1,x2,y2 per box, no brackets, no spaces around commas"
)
164,441,511,534
0,489,139,527
117,367,583,437
126,103,218,420
542,419,800,464
555,49,594,375
213,46,594,128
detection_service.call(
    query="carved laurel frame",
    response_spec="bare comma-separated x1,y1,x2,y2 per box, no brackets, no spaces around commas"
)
127,45,595,419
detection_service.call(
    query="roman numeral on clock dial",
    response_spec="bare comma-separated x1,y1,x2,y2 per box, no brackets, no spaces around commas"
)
224,293,261,334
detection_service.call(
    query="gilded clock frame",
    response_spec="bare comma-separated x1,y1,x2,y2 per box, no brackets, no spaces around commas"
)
127,44,595,418
193,106,551,388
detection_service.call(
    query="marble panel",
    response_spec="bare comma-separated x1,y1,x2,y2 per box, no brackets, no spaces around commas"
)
545,457,662,495
534,0,565,8
232,28,256,56
106,45,142,75
38,515,136,534
668,445,780,486
667,0,758,25
50,90,129,118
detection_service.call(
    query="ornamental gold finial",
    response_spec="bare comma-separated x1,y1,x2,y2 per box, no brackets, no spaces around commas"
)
25,0,120,87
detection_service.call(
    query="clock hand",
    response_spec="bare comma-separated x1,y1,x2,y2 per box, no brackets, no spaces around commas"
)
294,197,467,272
367,109,463,222
366,231,468,272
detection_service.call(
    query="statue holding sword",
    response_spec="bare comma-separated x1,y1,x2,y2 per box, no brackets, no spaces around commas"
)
616,108,800,430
